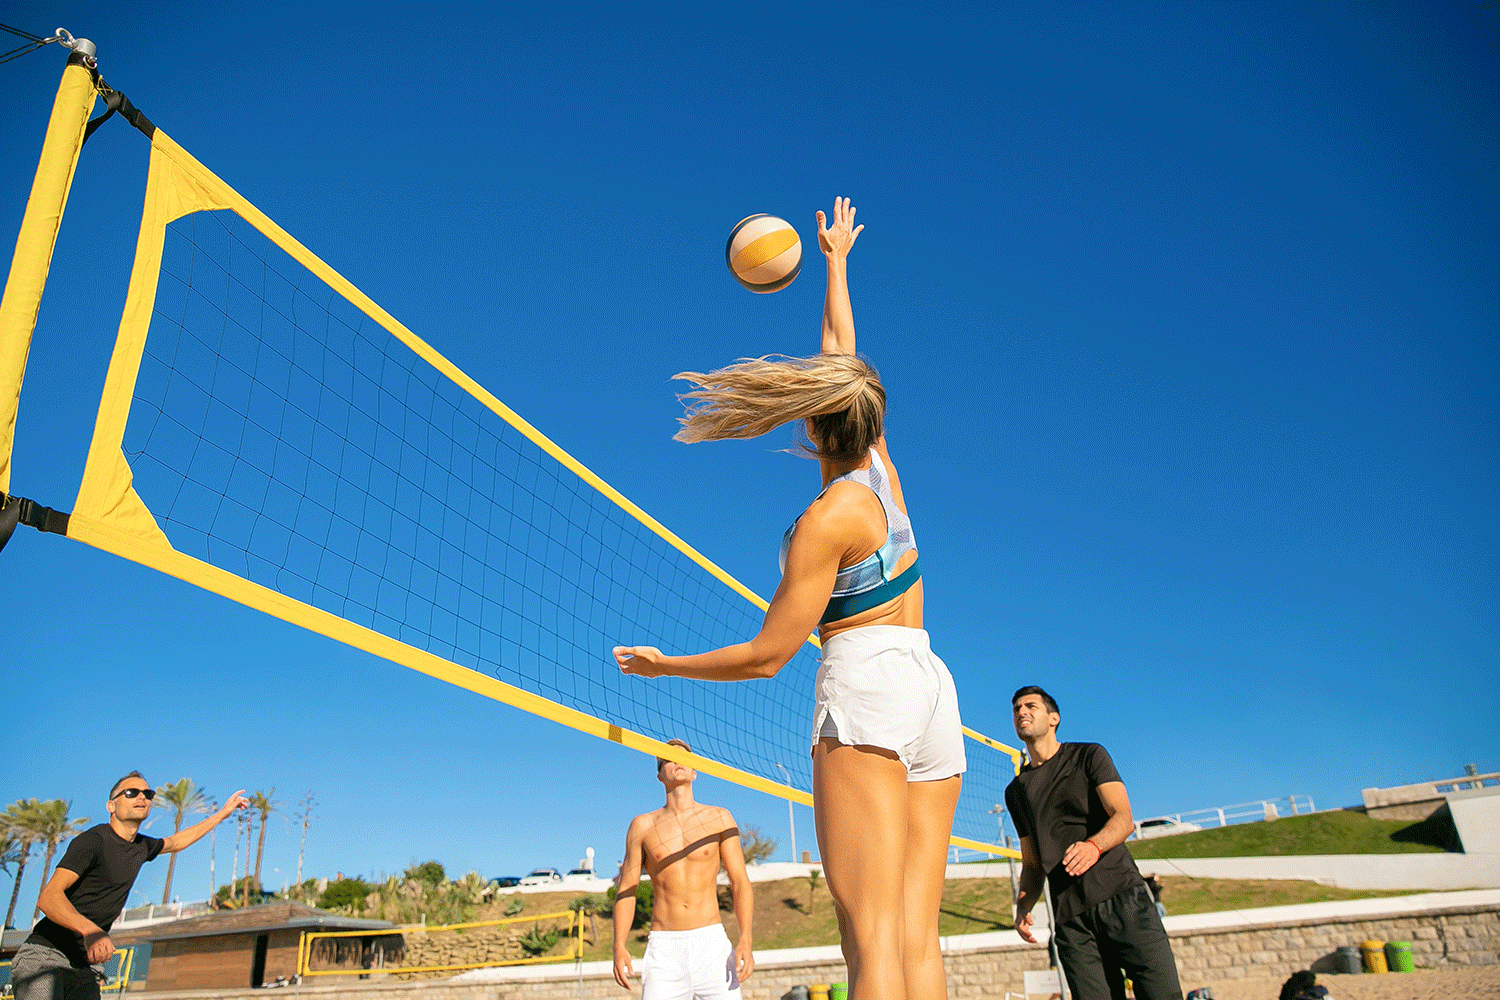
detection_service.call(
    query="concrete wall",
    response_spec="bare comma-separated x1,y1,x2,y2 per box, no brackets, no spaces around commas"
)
1447,788,1500,855
1362,772,1500,821
1134,853,1500,889
122,894,1500,1000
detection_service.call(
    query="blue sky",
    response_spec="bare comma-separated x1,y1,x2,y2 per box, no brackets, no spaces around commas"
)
2,2,1496,920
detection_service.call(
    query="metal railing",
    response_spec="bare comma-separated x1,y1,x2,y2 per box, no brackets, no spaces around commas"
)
1135,795,1316,834
1433,774,1500,795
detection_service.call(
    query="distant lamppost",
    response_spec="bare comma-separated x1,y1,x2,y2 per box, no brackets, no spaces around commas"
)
772,762,797,864
989,804,1020,921
207,800,220,900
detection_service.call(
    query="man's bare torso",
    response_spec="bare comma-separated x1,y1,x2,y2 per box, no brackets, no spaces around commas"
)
636,802,738,931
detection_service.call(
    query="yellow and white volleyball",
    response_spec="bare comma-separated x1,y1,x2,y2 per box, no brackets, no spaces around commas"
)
725,214,802,293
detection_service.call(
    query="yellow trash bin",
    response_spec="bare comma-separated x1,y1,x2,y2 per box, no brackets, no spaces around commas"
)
1361,939,1388,973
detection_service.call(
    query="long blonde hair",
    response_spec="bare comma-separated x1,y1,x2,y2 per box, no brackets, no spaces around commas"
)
673,353,885,461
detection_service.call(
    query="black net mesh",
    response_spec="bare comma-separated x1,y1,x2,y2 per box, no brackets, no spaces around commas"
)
122,209,1012,845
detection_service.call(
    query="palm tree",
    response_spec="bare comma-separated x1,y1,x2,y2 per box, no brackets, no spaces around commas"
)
155,779,210,905
294,791,316,887
1,828,24,924
249,789,282,901
2,799,46,930
31,800,89,922
1,826,25,879
241,808,254,907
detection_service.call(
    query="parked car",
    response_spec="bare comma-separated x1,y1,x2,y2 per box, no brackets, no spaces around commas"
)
487,876,521,888
519,867,564,885
1134,817,1204,840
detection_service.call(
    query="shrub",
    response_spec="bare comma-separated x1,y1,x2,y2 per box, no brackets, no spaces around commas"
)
568,894,608,913
518,924,560,956
740,826,777,864
319,877,376,911
215,877,270,907
604,881,654,929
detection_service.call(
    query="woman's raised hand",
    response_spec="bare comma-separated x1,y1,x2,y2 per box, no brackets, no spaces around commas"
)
614,645,667,678
816,197,863,259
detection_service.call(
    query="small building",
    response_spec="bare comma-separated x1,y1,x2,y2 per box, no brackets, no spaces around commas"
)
111,900,398,991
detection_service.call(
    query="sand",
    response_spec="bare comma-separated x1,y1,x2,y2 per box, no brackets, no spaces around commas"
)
1181,963,1500,999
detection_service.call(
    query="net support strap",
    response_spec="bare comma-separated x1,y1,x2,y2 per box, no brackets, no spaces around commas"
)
0,54,97,495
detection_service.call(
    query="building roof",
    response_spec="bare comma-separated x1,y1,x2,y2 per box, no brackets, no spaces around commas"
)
111,901,394,944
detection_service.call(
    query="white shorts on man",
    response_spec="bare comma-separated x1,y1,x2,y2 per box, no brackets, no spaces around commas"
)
640,924,741,1000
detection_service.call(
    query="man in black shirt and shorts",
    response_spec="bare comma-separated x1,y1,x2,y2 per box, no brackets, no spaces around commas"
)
13,772,248,1000
1004,687,1182,1000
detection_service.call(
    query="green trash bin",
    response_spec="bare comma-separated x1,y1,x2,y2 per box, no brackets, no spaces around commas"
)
830,984,848,1000
1384,941,1414,973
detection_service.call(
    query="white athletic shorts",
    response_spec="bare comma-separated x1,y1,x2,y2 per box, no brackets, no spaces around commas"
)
640,923,741,1000
813,625,967,781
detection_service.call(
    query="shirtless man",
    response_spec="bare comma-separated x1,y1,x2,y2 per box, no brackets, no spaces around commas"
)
612,740,754,1000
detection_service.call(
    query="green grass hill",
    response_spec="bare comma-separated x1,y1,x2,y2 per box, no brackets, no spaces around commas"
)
1126,808,1455,858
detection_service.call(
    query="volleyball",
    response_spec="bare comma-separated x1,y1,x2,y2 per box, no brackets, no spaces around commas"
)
725,214,802,293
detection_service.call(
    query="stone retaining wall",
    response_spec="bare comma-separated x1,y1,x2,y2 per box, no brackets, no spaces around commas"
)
126,903,1498,1000
1169,903,1498,985
395,924,532,979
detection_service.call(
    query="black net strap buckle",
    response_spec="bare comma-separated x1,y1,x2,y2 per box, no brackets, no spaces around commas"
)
0,493,70,555
84,72,157,146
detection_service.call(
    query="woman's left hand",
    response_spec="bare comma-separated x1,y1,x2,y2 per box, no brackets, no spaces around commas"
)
614,645,667,677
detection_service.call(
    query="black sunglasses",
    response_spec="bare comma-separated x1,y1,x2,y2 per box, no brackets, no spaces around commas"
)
113,787,155,801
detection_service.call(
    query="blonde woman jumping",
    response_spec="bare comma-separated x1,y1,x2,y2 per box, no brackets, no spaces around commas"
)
614,197,965,1000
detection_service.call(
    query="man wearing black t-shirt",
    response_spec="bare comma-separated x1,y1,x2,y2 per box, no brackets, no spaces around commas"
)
1004,687,1181,1000
12,772,247,1000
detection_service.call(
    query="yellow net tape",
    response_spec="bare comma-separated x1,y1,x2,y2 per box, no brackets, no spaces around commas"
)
0,60,96,495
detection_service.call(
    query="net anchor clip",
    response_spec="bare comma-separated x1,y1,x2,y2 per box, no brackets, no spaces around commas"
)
52,28,97,62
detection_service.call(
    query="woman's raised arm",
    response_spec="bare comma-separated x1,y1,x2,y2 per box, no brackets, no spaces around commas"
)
818,197,863,356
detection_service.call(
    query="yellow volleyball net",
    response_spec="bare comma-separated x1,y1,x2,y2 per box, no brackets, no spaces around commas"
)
1,50,1021,857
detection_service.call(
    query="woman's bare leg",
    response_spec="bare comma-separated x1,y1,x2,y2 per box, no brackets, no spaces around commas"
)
902,775,963,1000
813,738,910,1000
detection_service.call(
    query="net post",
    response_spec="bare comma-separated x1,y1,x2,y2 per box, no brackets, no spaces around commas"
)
0,51,99,495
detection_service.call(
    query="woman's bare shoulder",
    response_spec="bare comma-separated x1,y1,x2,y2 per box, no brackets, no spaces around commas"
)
798,481,885,553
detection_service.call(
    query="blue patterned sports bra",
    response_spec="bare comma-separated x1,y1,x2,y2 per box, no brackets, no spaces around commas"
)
779,449,921,625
